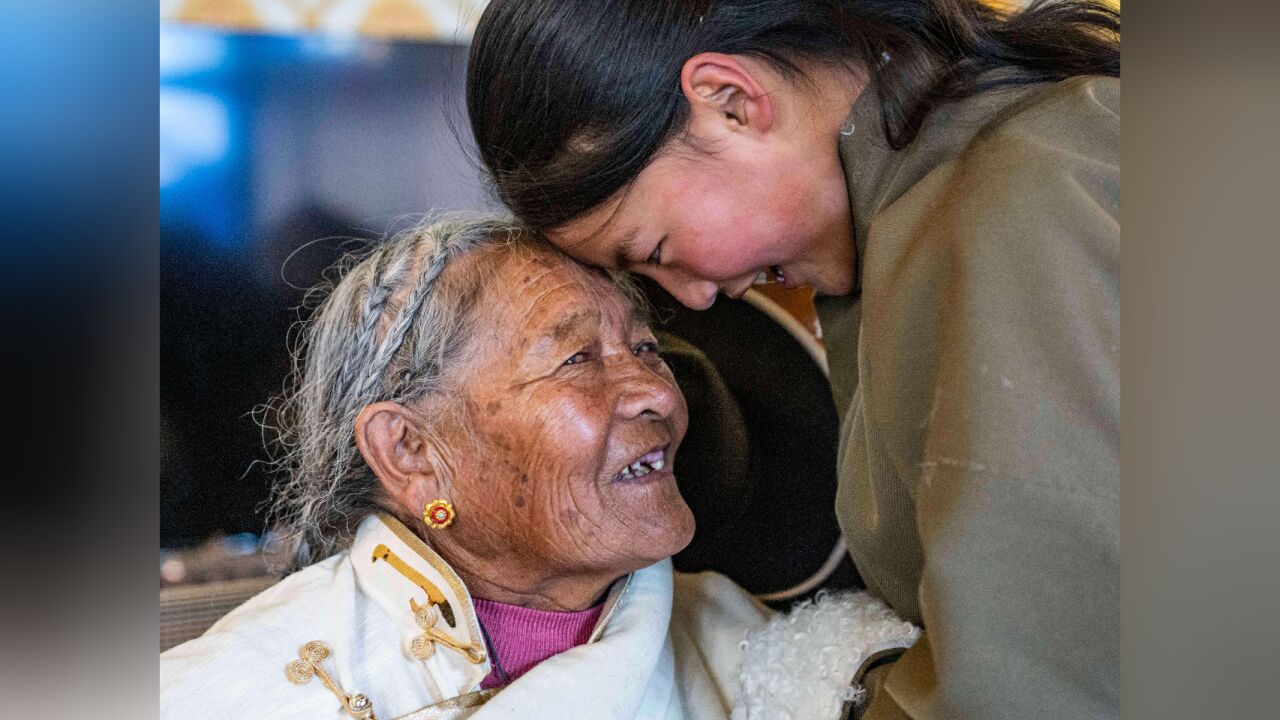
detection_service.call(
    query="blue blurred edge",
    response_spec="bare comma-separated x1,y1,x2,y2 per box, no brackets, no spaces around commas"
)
0,0,158,284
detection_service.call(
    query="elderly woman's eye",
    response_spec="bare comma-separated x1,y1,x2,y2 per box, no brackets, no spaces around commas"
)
633,341,662,356
563,350,591,366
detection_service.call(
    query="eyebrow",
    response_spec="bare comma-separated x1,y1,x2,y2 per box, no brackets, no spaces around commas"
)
534,310,596,352
527,305,650,356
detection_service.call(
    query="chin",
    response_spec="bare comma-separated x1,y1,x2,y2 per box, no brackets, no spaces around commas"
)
607,475,697,563
650,502,697,561
622,504,695,568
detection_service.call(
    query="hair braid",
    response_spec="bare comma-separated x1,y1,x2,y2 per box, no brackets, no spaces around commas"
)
265,215,536,567
354,235,464,406
331,246,398,415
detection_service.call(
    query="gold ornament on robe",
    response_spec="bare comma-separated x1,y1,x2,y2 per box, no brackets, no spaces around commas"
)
285,640,378,719
371,543,486,664
372,543,457,627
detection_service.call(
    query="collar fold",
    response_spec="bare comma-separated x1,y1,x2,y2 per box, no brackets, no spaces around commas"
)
351,512,491,701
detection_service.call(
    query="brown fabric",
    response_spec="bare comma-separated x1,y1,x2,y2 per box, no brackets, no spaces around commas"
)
816,75,1120,719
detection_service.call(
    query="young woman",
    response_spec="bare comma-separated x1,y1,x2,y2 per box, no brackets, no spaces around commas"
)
466,2,1119,718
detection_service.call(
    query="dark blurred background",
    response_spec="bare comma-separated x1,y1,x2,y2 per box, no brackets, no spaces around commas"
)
160,25,494,551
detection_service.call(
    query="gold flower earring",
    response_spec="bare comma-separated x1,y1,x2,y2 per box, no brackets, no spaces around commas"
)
423,499,455,529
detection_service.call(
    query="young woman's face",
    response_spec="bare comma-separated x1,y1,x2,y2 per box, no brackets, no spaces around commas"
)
547,132,858,309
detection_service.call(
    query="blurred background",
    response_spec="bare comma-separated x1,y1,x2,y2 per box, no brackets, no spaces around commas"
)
160,5,492,565
160,2,517,649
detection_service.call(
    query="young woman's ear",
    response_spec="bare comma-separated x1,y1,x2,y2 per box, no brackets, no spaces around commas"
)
354,401,442,514
680,52,775,134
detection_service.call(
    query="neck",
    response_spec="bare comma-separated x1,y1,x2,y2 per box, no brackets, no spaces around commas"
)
785,62,865,297
793,60,868,140
461,572,613,612
440,548,618,612
396,512,625,611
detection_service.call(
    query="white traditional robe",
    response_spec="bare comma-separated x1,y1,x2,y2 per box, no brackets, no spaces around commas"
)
161,513,770,720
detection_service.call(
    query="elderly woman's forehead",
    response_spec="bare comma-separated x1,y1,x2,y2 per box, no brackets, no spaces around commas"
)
492,246,618,296
480,247,643,326
496,242,598,276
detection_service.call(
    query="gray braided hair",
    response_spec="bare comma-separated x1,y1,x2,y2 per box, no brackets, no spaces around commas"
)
265,214,539,568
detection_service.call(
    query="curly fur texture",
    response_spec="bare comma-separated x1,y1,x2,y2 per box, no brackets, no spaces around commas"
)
733,590,920,720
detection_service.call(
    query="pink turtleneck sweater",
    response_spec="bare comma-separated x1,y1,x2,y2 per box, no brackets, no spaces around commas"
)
472,597,604,690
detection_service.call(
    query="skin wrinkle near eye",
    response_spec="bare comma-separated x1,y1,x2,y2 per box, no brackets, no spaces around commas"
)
522,311,601,373
516,275,654,382
507,268,599,353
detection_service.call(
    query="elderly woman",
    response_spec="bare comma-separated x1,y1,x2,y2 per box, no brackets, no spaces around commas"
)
160,217,915,720
159,216,767,719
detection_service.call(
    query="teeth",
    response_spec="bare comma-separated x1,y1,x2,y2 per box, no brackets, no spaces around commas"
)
754,267,787,285
616,451,666,481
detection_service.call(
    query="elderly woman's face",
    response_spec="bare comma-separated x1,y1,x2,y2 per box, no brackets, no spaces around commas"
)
438,248,694,585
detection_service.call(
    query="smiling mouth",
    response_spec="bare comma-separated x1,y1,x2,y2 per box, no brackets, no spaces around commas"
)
613,446,668,482
752,266,787,286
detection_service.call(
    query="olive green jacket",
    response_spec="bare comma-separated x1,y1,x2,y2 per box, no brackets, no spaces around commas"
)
815,76,1119,719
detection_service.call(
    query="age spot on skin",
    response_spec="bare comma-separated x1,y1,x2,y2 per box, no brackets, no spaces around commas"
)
485,400,501,416
519,474,529,485
514,495,526,508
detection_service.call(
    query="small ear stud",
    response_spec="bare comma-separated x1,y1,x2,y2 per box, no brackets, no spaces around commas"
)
423,499,455,530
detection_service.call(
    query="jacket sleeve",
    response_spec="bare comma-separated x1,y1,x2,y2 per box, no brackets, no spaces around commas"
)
858,95,1120,720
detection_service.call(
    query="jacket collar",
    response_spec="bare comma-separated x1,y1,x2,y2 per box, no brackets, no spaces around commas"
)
836,77,1050,293
349,512,634,705
350,512,491,701
837,81,901,279
589,572,632,642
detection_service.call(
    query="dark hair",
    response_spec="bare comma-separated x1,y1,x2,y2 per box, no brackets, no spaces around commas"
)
466,0,1120,231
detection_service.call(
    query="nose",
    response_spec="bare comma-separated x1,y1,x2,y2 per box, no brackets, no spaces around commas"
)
613,354,681,422
653,273,719,311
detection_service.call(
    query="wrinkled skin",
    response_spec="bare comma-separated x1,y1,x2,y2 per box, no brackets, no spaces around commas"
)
363,246,694,611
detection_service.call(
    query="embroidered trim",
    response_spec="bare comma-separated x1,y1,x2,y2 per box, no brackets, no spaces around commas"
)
588,573,632,643
392,688,499,720
285,640,378,719
374,512,487,667
372,542,457,628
